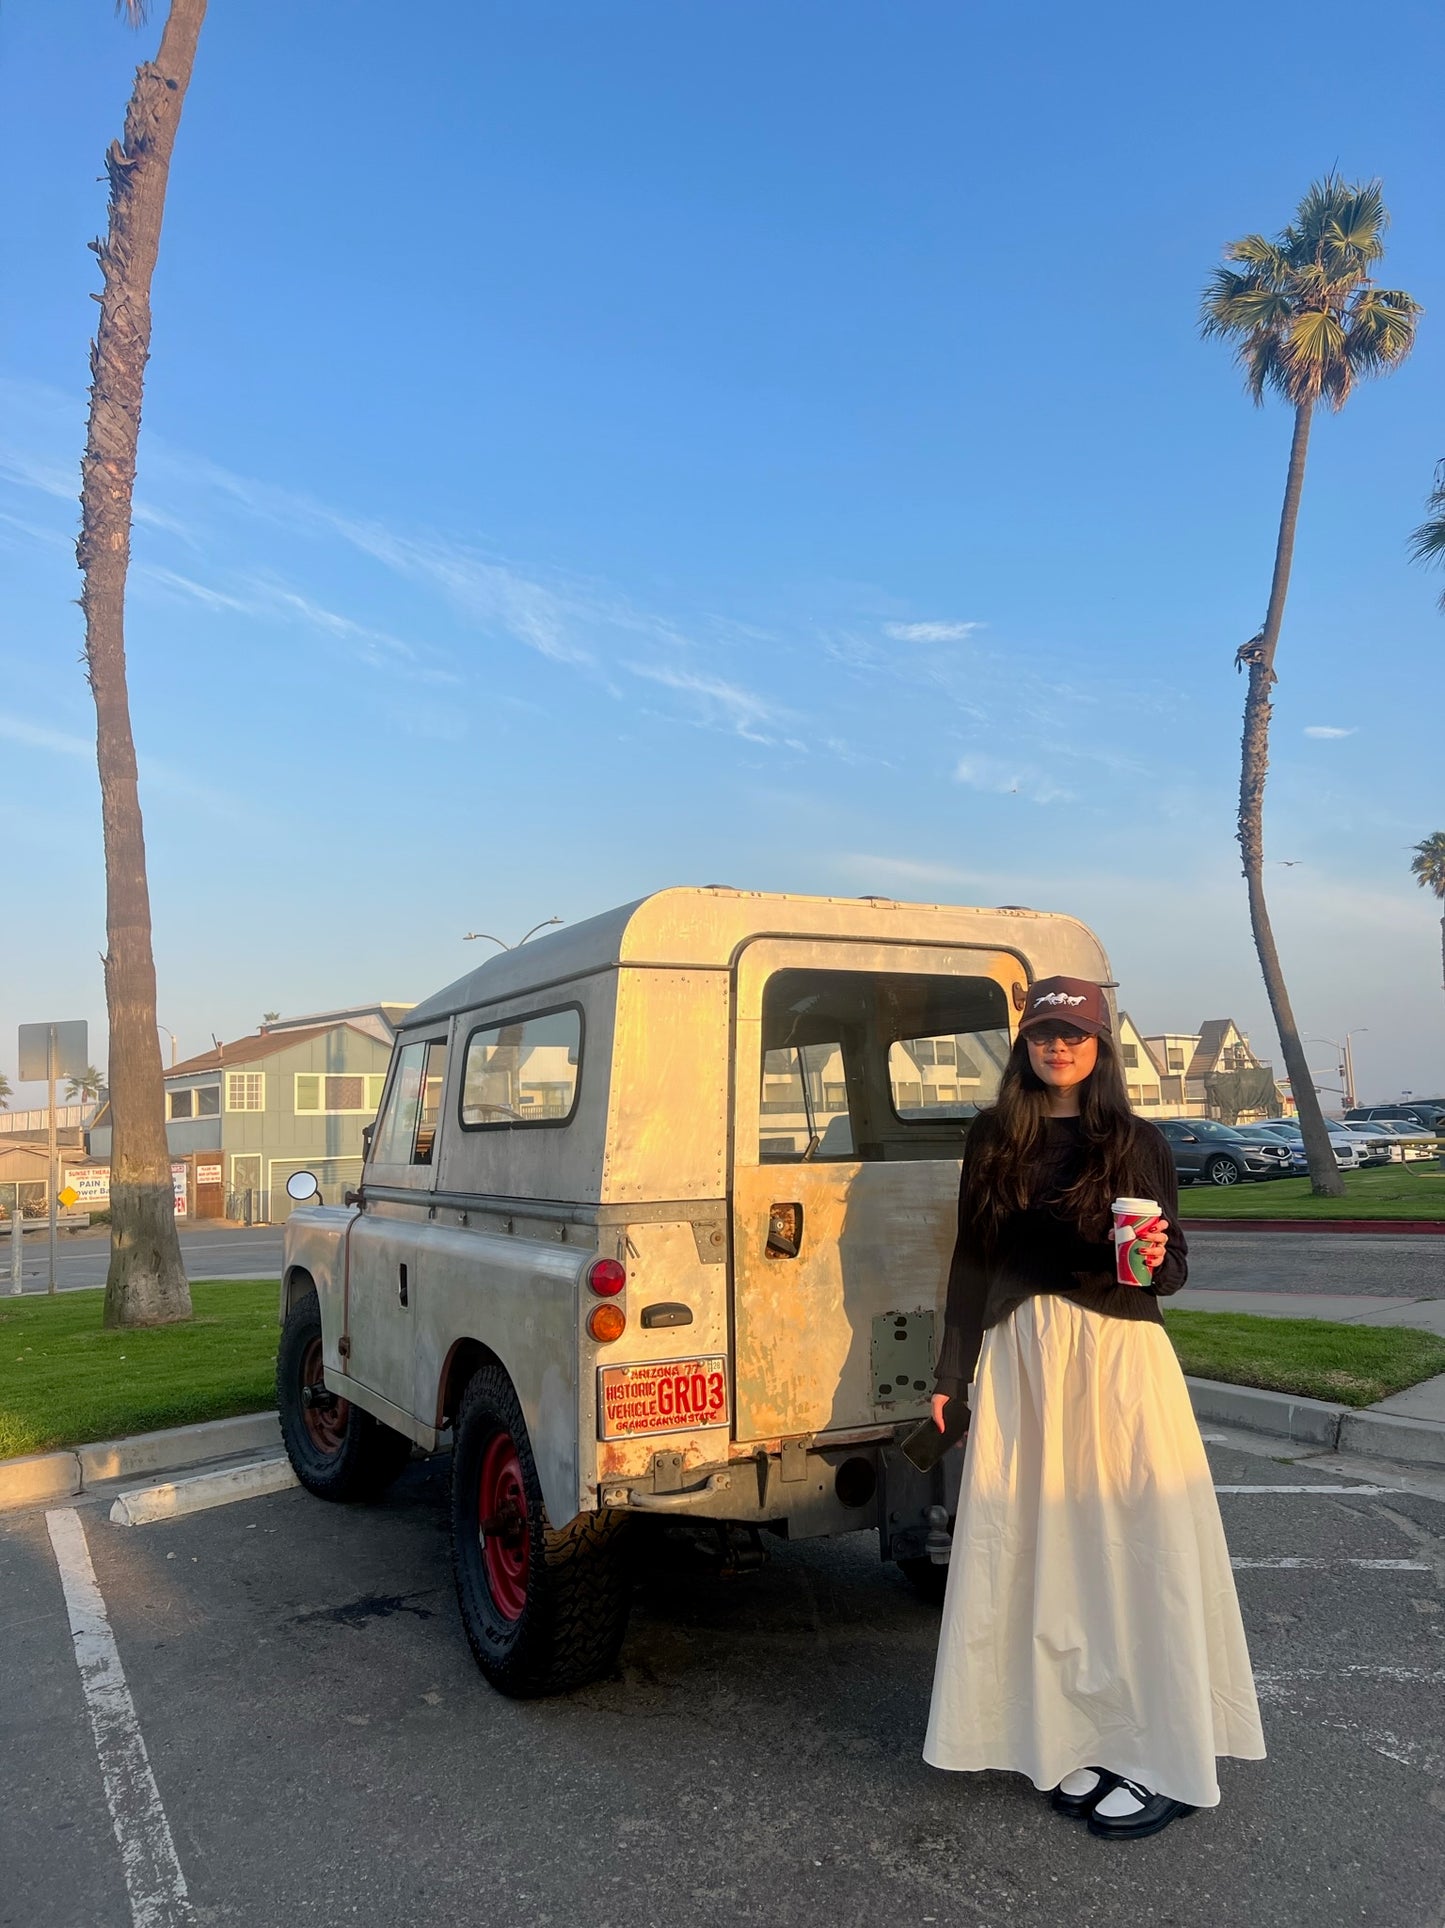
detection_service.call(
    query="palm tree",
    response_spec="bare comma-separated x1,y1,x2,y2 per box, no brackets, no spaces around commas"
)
1409,462,1445,606
65,1067,107,1108
0,1073,11,1112
79,0,207,1327
1411,833,1445,996
1201,176,1421,1197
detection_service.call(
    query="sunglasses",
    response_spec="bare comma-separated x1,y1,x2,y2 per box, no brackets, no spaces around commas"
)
1027,1026,1092,1047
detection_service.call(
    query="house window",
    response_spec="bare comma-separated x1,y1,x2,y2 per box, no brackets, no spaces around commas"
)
1122,1044,1139,1068
225,1073,264,1112
169,1085,221,1120
1167,1050,1185,1072
294,1073,388,1116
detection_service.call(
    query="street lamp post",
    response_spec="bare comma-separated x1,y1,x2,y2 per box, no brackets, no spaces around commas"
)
1305,1030,1367,1112
157,1023,178,1067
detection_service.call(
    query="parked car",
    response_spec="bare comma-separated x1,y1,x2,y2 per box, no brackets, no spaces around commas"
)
276,886,1118,1695
1331,1123,1393,1167
1357,1119,1437,1161
1238,1123,1370,1173
1155,1118,1293,1185
1345,1104,1443,1130
1231,1124,1307,1173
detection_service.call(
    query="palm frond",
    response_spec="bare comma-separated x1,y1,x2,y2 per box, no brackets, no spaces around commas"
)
116,0,150,22
1226,234,1293,280
1324,181,1388,266
1410,833,1445,897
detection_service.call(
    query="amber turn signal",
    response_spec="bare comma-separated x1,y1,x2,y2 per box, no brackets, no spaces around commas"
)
587,1303,626,1344
588,1258,627,1296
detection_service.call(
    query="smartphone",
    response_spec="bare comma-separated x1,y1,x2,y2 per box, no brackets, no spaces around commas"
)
900,1396,969,1471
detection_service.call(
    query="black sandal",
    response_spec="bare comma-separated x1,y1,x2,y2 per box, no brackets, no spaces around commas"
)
1050,1768,1124,1818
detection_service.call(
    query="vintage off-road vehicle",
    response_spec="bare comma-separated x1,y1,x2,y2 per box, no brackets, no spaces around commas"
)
277,887,1112,1696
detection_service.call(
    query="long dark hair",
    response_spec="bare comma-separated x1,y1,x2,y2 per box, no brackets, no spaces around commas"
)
962,1030,1143,1248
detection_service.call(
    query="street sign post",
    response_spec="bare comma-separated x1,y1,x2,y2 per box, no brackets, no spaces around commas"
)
17,1021,88,1295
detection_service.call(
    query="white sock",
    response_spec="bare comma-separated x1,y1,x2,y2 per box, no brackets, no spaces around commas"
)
1058,1768,1102,1797
1093,1781,1149,1819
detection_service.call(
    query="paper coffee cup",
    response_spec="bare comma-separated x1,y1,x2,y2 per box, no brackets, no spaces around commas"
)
1112,1195,1162,1288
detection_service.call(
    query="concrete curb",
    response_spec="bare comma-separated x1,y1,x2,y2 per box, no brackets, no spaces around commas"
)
109,1456,297,1526
1182,1219,1445,1235
0,1410,280,1512
1187,1374,1445,1469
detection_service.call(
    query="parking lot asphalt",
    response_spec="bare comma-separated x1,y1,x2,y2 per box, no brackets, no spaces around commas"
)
4,1436,1444,1928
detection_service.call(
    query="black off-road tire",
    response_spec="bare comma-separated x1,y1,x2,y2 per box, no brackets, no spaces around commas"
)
450,1360,633,1698
277,1288,413,1500
1204,1155,1242,1188
898,1555,949,1604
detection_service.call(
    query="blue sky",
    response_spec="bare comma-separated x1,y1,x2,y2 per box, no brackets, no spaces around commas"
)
2,0,1443,1107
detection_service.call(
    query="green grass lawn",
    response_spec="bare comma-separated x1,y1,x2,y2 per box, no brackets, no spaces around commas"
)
1164,1308,1445,1407
0,1280,278,1459
1180,1161,1445,1220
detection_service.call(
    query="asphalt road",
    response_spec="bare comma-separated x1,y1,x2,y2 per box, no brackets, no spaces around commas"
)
3,1437,1443,1928
6,1224,1443,1301
5,1224,283,1294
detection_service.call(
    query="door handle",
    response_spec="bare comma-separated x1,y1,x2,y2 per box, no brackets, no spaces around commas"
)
766,1202,803,1260
398,1262,409,1308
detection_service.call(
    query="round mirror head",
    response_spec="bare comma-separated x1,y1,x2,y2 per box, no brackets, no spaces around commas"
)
285,1170,319,1202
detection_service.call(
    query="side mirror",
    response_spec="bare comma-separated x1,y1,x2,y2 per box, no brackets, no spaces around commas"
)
286,1170,320,1204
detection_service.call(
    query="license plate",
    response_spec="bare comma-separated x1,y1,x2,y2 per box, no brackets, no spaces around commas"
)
597,1356,729,1440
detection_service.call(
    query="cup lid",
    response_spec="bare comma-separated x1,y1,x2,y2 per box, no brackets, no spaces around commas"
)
1112,1196,1161,1214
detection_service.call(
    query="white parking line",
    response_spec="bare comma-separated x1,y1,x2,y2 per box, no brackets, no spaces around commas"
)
1214,1484,1392,1494
1232,1558,1430,1570
44,1509,194,1928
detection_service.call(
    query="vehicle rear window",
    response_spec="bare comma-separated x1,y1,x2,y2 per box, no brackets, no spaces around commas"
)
459,1006,582,1130
759,968,1011,1163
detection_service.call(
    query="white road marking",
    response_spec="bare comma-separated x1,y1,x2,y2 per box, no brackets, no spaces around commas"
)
1232,1557,1431,1570
44,1509,194,1928
1214,1484,1392,1494
1199,1433,1228,1442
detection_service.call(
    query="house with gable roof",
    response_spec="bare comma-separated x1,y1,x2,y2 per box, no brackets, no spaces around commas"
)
88,1002,411,1221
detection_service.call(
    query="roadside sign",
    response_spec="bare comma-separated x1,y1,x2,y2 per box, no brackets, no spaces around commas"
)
57,1185,79,1209
18,1021,89,1082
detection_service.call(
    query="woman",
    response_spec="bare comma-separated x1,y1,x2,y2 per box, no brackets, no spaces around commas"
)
923,976,1265,1840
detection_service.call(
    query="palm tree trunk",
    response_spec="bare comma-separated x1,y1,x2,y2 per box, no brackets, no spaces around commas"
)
79,0,208,1327
1238,401,1345,1195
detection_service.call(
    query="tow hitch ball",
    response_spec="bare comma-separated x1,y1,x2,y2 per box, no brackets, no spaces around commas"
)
301,1383,337,1412
925,1504,952,1567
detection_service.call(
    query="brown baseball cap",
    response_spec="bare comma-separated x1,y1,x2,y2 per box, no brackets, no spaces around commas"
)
1018,975,1112,1040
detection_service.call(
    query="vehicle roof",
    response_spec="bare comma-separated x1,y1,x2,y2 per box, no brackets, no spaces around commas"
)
404,885,1109,1029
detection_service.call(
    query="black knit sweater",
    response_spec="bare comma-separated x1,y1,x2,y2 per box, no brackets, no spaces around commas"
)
932,1113,1189,1402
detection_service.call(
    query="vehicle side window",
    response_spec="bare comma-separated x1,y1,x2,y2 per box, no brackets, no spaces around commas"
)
372,1038,448,1165
459,1007,582,1130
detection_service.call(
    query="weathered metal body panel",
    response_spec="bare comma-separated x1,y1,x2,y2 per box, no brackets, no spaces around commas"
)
281,887,1112,1540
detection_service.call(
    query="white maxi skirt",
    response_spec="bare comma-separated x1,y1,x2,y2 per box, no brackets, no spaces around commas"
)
923,1293,1266,1808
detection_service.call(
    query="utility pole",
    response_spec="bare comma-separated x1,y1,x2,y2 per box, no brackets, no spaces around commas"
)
9,1186,20,1295
47,1023,58,1294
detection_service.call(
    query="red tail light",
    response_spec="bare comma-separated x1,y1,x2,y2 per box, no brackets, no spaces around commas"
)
587,1259,626,1297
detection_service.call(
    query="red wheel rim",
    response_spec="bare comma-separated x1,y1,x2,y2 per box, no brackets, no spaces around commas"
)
477,1431,530,1621
300,1335,349,1455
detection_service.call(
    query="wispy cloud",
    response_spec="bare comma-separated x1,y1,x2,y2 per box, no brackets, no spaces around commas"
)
0,713,91,759
1304,725,1356,740
625,661,785,742
954,754,1073,805
882,620,983,644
